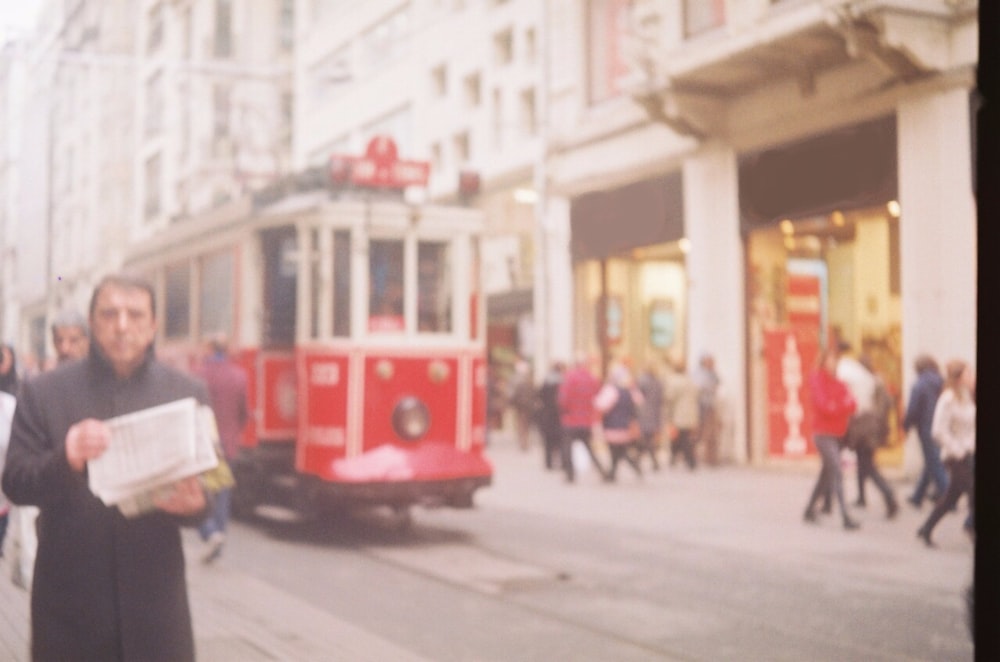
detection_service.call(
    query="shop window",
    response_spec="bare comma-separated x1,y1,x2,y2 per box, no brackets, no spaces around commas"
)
165,262,191,340
418,241,452,333
369,239,405,332
199,251,234,338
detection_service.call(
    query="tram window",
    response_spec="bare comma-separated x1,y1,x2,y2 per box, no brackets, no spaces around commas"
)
333,230,351,337
262,227,297,347
164,262,191,339
199,250,234,337
418,241,452,333
369,239,404,332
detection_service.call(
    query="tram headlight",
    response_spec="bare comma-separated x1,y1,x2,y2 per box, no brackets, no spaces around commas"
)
392,397,431,441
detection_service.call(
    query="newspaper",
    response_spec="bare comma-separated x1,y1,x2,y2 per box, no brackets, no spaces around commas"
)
87,398,219,517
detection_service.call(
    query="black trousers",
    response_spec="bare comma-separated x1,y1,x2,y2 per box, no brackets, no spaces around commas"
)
561,427,607,481
920,455,974,537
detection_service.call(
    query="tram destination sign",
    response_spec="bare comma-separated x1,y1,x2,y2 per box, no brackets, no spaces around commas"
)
330,135,430,189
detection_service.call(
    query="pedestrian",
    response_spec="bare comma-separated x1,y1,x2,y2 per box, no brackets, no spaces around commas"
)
509,359,537,451
0,389,14,557
843,353,898,518
917,359,975,547
195,333,250,564
663,357,700,471
536,361,565,471
8,309,90,591
50,308,90,364
635,362,664,471
692,353,721,465
0,343,18,396
803,345,860,530
594,362,644,482
903,354,948,508
1,272,211,662
558,353,606,483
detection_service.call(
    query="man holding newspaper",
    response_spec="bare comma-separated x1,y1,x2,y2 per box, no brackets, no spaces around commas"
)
2,273,214,662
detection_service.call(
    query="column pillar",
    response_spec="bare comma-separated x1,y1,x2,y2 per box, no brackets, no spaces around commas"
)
682,143,748,464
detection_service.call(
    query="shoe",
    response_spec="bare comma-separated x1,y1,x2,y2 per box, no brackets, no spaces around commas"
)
803,510,818,524
917,528,935,548
886,500,899,519
202,532,225,564
843,519,860,530
907,496,921,509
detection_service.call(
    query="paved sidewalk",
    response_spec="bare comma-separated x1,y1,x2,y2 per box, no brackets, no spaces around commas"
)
0,535,431,662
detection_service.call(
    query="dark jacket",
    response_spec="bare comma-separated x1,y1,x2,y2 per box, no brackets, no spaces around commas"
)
903,368,943,446
2,346,209,662
536,370,563,440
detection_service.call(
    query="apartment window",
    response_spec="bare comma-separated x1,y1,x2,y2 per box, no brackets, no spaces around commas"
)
684,0,725,37
279,0,294,52
524,27,537,64
165,262,191,339
310,46,352,101
453,131,470,166
147,3,164,53
182,7,192,58
586,0,632,104
431,64,448,98
493,28,513,66
430,142,443,171
199,251,235,337
492,88,503,148
144,153,161,220
519,87,536,136
145,72,164,136
215,0,233,58
213,84,231,140
463,72,481,107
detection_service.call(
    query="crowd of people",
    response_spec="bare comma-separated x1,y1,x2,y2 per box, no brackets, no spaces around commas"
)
491,340,975,548
800,340,975,545
490,352,723,484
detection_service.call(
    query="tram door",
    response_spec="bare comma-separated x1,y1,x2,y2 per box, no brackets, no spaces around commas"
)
257,226,299,444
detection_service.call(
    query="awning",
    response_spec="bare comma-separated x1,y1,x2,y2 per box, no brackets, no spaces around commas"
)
738,116,898,232
570,172,684,262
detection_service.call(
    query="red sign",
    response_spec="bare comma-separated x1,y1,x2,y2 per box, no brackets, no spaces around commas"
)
764,329,819,458
329,135,430,189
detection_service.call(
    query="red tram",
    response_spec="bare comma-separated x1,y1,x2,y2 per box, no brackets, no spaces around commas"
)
125,160,492,520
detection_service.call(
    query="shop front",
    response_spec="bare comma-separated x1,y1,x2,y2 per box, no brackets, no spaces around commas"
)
569,172,686,378
740,116,904,465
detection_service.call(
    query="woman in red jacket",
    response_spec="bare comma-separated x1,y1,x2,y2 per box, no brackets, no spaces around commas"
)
803,346,860,529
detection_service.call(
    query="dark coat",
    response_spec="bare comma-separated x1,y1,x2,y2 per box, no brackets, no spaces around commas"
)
1,347,209,662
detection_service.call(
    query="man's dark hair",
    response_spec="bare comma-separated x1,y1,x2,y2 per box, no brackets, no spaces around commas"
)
89,272,157,318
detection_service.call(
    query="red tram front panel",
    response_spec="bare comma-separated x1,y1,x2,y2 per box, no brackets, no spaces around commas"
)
297,347,491,488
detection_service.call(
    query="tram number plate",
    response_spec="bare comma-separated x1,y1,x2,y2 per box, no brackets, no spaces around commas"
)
308,426,345,446
310,362,341,386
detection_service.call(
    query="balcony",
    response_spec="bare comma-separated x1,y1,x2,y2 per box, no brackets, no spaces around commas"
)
625,0,976,138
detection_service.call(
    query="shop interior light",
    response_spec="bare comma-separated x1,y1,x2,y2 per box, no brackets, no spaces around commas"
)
887,200,901,218
783,236,796,250
678,237,691,254
780,219,794,235
830,210,846,227
513,188,538,204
